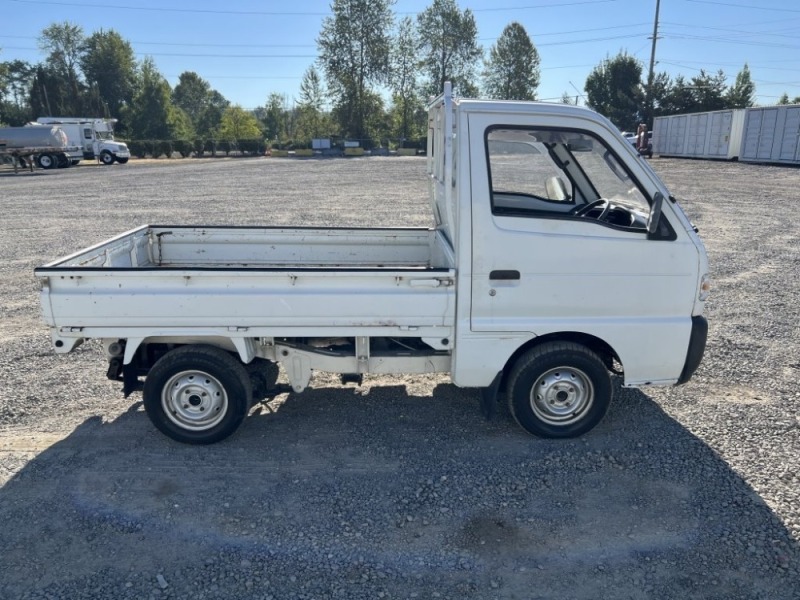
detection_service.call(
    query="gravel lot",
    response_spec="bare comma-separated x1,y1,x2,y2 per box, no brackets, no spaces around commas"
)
0,156,798,599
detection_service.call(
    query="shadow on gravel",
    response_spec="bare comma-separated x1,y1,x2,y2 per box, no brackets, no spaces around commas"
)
1,382,798,599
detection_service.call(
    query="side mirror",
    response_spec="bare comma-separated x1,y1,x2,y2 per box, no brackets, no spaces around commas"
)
544,176,570,201
647,192,664,236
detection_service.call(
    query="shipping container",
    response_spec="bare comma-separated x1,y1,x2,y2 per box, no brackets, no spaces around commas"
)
652,109,745,160
740,105,800,165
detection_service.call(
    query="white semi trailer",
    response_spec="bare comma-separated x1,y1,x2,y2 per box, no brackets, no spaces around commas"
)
35,85,710,444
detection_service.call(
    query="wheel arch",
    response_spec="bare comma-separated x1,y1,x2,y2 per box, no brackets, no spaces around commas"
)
501,331,621,390
121,335,256,367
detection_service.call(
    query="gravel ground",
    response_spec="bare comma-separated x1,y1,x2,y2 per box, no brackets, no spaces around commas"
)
0,156,798,599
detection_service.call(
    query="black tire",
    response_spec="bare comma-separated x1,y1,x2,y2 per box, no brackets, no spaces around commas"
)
245,358,280,404
100,151,115,165
37,153,56,169
116,157,129,164
507,342,611,438
57,154,70,168
71,159,81,166
143,345,253,444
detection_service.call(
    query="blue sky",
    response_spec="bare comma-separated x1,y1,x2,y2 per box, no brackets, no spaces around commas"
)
1,0,798,111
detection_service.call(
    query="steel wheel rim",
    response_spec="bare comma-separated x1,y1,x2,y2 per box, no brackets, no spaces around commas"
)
162,370,228,431
530,366,594,426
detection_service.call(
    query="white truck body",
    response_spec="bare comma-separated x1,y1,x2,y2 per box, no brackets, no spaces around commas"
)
36,84,709,444
35,117,131,164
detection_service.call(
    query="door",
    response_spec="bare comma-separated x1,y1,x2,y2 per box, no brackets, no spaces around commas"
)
467,114,699,383
778,107,800,162
709,111,732,157
757,108,779,160
668,115,687,155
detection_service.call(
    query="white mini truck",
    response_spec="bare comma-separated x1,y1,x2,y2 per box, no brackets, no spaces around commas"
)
36,85,709,444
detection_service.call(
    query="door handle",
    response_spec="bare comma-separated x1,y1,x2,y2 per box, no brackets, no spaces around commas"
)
489,270,520,281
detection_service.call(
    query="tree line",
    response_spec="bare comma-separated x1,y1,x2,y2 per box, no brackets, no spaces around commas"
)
2,0,798,146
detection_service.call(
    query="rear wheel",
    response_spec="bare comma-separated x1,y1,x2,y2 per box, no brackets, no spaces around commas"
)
507,342,611,438
37,153,56,169
143,345,253,444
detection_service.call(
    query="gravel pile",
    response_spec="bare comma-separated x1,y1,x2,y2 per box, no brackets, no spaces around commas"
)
0,156,798,599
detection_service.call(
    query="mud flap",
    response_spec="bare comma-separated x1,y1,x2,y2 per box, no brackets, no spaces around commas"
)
479,371,503,421
122,363,142,398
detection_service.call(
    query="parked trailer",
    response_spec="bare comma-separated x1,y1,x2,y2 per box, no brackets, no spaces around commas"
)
0,126,81,171
652,109,745,160
739,105,800,165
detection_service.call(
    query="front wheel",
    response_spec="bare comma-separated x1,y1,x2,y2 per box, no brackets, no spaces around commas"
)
100,151,115,165
143,345,253,444
507,342,611,438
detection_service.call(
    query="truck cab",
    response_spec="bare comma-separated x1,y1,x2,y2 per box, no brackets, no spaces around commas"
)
428,85,707,387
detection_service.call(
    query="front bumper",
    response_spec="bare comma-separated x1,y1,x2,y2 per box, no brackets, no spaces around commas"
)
677,315,708,385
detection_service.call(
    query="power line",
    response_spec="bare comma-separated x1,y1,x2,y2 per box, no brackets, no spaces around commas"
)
662,21,800,40
7,0,620,16
685,0,800,14
0,23,651,48
663,32,800,50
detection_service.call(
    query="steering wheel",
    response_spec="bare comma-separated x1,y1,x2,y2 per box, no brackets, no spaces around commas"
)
570,198,610,220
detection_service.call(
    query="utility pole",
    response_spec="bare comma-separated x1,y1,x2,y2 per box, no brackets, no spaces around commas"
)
646,0,661,126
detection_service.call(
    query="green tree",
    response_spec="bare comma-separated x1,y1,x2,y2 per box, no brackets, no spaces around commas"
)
30,64,74,116
198,90,229,138
688,69,727,112
776,93,800,105
725,64,755,109
126,57,188,140
295,66,329,139
389,16,423,140
417,0,482,97
560,92,577,105
38,22,85,115
262,92,288,141
482,22,540,100
656,74,688,114
317,0,394,139
584,52,644,131
299,65,325,110
0,59,34,125
172,72,211,124
80,29,136,119
218,105,262,140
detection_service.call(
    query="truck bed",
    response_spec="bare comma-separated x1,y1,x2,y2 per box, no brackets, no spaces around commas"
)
36,225,456,330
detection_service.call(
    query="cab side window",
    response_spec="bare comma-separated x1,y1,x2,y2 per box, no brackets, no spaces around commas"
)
487,129,577,215
486,126,652,231
83,128,93,140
